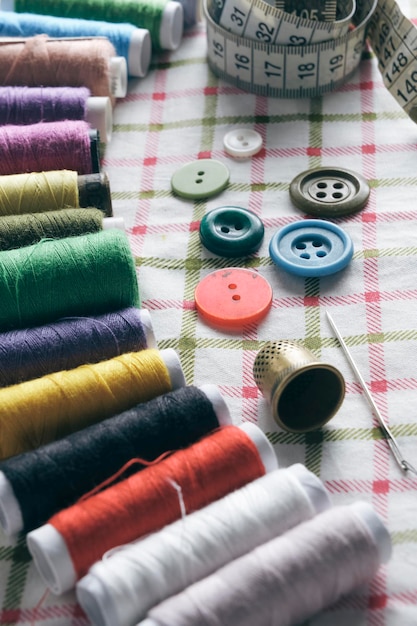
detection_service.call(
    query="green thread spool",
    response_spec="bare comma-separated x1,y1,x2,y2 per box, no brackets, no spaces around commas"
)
0,208,105,251
0,229,140,331
13,0,183,50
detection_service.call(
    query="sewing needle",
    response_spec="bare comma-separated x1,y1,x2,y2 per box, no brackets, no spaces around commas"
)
326,311,417,477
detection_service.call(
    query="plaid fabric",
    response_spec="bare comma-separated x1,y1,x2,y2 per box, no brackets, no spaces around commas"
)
1,0,417,623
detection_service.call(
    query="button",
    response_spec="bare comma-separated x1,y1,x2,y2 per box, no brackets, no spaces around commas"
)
171,159,230,199
223,129,263,158
195,268,272,329
200,206,264,257
289,167,370,217
269,219,354,277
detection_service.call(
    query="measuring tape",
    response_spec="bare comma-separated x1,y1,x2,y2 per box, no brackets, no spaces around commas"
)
204,0,417,121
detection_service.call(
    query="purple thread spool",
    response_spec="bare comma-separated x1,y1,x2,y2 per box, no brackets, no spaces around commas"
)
0,308,155,387
0,86,112,142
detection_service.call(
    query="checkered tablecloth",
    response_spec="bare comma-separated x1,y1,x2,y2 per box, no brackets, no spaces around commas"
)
1,0,417,623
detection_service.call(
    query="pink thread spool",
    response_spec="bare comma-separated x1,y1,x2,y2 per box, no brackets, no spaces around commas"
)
0,120,99,176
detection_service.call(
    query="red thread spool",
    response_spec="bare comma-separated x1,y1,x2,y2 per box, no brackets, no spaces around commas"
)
27,423,277,594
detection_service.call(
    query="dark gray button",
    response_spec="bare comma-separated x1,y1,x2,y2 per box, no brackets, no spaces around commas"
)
289,167,370,217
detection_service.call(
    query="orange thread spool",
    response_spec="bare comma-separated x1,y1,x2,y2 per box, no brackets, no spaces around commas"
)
28,424,271,593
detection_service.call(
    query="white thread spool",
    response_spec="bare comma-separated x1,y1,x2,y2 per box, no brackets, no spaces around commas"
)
27,422,277,596
138,502,391,626
76,464,329,626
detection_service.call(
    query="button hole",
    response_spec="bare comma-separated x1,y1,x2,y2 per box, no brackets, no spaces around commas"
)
228,283,237,289
316,192,327,198
197,171,205,175
317,182,327,189
232,294,241,300
196,179,203,184
332,192,343,199
221,226,230,233
316,251,327,257
312,240,322,247
333,182,343,189
295,242,306,250
300,253,310,259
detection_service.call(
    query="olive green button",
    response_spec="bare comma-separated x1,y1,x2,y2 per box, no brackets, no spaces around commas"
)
171,159,230,199
289,167,370,217
200,206,264,257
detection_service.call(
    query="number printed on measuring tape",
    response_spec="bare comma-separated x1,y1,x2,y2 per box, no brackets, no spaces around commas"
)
205,0,417,122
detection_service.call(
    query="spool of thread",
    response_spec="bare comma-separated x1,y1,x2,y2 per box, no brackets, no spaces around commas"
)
138,502,392,626
0,35,127,99
253,340,345,432
0,229,140,331
0,347,184,460
0,208,124,250
0,12,151,78
0,170,113,217
27,422,277,594
0,120,100,176
0,384,230,535
0,306,153,387
76,464,330,626
6,0,184,51
0,86,112,143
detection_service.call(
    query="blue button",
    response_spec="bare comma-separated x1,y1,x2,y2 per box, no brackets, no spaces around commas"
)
269,219,353,277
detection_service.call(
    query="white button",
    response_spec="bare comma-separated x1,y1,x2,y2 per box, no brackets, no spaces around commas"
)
223,129,263,158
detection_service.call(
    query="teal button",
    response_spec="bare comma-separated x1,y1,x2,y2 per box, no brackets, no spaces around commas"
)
171,159,230,200
200,206,264,257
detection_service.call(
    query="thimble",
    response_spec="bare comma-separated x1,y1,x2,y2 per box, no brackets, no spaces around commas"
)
253,340,345,432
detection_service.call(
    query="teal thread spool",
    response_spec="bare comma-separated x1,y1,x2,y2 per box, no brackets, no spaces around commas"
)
10,0,184,50
0,229,140,331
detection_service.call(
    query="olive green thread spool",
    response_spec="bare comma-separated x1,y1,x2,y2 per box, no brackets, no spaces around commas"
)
253,340,345,433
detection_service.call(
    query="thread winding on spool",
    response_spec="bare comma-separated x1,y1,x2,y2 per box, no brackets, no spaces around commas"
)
0,120,99,176
0,347,184,460
0,384,230,535
138,502,392,626
0,12,151,78
0,86,112,142
0,208,124,250
0,306,153,387
7,0,184,51
27,423,276,594
76,464,329,626
0,170,113,217
253,340,345,432
0,229,139,331
0,35,127,99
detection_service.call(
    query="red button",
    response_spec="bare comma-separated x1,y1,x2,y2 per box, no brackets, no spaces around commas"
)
194,268,272,329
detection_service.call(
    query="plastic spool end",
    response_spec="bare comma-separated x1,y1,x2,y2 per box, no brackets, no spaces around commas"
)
287,463,331,515
238,422,278,473
351,501,392,565
27,524,76,595
109,57,128,98
102,217,125,231
159,1,184,50
160,348,185,390
85,97,112,143
0,471,23,536
199,383,231,426
137,309,157,349
0,0,14,9
128,28,152,77
76,574,111,626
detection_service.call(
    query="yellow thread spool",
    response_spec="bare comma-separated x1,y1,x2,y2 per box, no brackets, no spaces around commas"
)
0,170,79,216
0,348,184,459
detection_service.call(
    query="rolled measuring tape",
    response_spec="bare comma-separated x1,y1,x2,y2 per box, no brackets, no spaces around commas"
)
204,0,417,122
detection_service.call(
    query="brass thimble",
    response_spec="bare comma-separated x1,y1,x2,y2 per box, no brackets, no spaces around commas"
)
253,340,345,433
